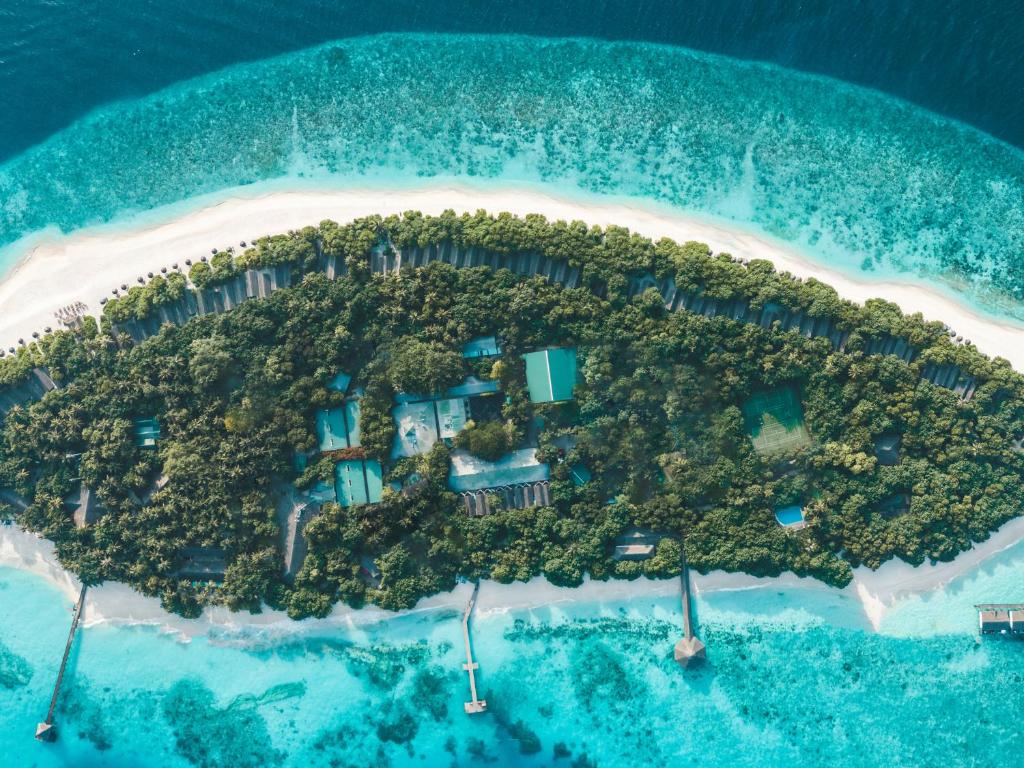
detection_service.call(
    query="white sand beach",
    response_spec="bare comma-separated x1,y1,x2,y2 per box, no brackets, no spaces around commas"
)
4,510,1023,638
2,183,1024,369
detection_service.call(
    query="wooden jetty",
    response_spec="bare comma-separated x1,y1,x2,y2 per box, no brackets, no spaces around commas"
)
976,603,1024,635
674,560,706,668
462,581,487,714
35,584,88,742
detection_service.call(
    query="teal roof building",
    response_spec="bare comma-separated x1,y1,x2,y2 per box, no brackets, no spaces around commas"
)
335,459,384,507
315,398,361,452
462,336,501,358
134,418,161,448
523,347,577,403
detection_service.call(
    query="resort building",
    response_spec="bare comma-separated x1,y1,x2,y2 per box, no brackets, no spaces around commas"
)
875,433,902,466
335,459,384,507
450,448,551,516
522,347,577,403
391,377,499,458
316,398,361,452
392,396,469,458
133,418,161,448
461,336,502,359
612,528,662,560
328,371,352,393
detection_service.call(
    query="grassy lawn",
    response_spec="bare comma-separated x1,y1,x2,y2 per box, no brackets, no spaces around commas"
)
743,387,812,455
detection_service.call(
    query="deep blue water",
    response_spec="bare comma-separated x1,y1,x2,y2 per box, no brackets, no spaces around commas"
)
2,0,1023,162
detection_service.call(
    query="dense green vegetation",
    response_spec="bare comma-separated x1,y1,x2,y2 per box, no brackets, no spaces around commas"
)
1,211,1023,618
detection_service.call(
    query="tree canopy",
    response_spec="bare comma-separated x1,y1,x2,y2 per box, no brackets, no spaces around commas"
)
1,210,1022,618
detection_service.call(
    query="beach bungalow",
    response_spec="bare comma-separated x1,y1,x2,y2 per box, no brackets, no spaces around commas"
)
461,336,502,359
774,504,807,529
64,483,106,528
877,493,910,518
612,528,662,560
175,547,227,582
522,347,577,403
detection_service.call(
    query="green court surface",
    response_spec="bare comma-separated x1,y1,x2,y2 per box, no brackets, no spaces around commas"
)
743,387,811,454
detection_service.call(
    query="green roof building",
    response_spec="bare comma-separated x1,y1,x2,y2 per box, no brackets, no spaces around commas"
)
523,347,577,403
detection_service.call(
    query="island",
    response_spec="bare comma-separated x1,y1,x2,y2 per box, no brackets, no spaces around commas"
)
0,210,1021,619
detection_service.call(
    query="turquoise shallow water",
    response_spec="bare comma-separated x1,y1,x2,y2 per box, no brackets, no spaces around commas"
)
2,537,1023,766
2,34,1024,316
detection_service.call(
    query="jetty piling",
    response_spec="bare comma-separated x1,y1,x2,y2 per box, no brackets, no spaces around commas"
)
674,559,706,668
35,584,88,742
462,581,487,714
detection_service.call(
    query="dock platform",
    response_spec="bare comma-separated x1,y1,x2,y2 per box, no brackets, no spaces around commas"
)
36,584,88,742
462,581,487,714
674,559,706,668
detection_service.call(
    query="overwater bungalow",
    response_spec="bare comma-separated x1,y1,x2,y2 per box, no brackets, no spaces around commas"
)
976,604,1024,635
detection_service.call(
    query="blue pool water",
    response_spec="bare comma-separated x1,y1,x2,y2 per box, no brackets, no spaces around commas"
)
774,505,805,527
2,534,1023,767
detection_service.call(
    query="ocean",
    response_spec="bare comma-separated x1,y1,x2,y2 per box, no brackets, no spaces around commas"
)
1,33,1024,319
2,0,1023,161
2,535,1023,767
2,5,1024,766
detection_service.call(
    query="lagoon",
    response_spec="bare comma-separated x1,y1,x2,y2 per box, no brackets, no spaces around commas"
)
2,530,1023,767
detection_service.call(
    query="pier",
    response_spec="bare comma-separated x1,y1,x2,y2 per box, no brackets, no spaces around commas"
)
36,584,88,742
674,559,706,668
461,581,487,714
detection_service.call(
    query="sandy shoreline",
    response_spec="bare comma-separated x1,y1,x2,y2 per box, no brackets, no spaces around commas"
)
2,183,1024,369
4,511,1022,639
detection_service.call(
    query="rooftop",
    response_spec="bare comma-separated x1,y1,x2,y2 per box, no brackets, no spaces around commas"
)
315,398,361,452
335,459,383,507
461,336,501,358
449,448,551,492
391,397,468,458
328,371,352,393
523,347,577,403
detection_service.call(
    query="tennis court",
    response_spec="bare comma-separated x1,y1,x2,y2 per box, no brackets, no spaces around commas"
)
743,387,811,454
